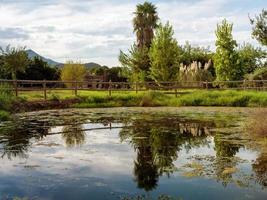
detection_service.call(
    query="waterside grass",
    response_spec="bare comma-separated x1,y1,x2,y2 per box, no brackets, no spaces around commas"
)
0,90,267,121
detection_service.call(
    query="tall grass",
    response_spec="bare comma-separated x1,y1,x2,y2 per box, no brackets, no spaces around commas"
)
0,83,15,110
174,90,267,107
0,83,14,121
73,90,267,108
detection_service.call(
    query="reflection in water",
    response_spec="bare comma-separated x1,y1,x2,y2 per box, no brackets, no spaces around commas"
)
213,134,243,187
119,116,213,191
253,153,267,187
0,109,266,198
61,122,86,148
0,119,50,159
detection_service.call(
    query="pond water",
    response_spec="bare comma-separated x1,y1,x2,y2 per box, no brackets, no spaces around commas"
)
0,107,266,200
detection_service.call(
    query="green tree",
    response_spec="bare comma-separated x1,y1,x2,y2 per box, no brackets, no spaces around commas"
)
17,56,60,80
119,1,159,82
214,19,243,81
237,43,266,74
250,9,267,46
0,45,30,80
180,42,214,66
61,61,86,88
149,22,181,82
133,1,159,48
119,45,150,82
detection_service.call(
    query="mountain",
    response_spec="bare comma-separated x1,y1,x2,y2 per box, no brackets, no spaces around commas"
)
85,62,102,69
26,49,103,69
26,49,62,67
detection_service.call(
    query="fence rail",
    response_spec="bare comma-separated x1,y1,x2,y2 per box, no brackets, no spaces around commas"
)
0,79,267,100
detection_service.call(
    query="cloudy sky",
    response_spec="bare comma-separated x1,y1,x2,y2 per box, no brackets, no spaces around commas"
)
0,0,265,66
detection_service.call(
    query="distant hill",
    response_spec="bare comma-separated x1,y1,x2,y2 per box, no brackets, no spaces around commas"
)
85,62,102,69
26,49,102,69
26,49,62,67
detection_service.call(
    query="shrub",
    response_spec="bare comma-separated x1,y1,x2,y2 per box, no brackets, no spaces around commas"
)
0,83,15,110
0,110,10,121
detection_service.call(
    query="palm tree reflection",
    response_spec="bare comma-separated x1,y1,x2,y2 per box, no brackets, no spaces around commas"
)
61,123,85,148
119,115,213,191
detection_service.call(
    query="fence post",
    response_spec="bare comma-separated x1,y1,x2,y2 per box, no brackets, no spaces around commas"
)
108,80,112,96
135,82,138,94
43,80,47,100
205,80,208,89
175,81,178,97
243,79,246,90
14,79,18,97
75,80,78,96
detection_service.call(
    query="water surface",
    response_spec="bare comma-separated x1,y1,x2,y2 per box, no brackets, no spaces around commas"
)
0,107,266,200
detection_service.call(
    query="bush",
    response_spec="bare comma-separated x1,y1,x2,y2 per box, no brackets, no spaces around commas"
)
246,67,267,80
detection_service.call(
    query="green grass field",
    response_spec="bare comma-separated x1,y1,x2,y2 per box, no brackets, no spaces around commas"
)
1,89,267,121
16,89,267,107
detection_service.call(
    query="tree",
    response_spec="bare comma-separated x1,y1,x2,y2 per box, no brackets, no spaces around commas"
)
250,9,267,46
119,45,150,82
61,61,86,88
119,1,159,82
17,56,60,80
237,43,266,74
180,42,214,66
0,55,10,79
149,22,181,82
133,1,159,48
214,19,243,81
0,45,30,80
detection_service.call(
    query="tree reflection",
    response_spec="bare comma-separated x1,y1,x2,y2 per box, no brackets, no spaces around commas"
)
119,115,213,191
61,123,85,148
213,134,242,187
252,153,267,187
1,111,266,190
0,119,50,159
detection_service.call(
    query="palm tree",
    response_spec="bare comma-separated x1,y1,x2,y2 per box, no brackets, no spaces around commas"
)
133,1,159,49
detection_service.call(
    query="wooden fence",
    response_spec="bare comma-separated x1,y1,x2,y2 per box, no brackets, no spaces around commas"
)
0,79,267,100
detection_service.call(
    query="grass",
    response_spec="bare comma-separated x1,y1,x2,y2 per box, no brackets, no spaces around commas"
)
175,90,267,107
0,110,10,121
0,89,266,120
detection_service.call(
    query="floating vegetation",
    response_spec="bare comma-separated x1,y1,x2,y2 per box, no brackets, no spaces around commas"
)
0,108,266,199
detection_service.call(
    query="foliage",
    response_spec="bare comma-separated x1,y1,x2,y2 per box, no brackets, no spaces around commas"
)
178,61,214,83
106,66,127,82
133,1,159,48
0,45,30,80
119,45,150,82
0,110,10,121
120,1,159,82
180,42,214,66
0,83,15,111
237,43,266,74
245,67,267,80
250,9,267,46
214,19,243,81
88,65,127,82
149,22,181,82
61,61,86,87
88,65,108,75
17,56,60,80
175,90,267,107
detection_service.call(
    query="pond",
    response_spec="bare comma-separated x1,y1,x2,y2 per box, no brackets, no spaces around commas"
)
0,107,266,200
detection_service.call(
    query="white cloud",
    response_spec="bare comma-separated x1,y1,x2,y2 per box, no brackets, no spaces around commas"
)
0,0,265,66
